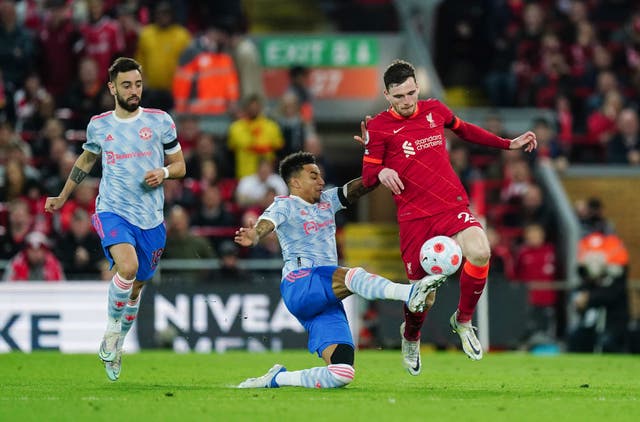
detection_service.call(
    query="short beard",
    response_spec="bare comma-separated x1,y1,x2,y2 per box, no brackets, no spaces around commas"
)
116,94,140,113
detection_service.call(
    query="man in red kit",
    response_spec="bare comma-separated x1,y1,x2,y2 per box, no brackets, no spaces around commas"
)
355,60,537,374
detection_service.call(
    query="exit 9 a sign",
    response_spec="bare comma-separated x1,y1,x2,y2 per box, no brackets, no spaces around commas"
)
258,36,380,100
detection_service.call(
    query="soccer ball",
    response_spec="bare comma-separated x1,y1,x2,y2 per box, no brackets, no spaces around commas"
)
419,235,463,276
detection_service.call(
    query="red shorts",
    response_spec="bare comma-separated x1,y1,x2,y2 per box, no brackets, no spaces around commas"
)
398,206,482,280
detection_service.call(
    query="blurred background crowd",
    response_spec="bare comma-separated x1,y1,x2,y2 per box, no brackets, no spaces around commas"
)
0,0,638,352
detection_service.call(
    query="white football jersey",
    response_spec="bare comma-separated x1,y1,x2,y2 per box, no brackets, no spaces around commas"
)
259,188,345,278
83,107,180,229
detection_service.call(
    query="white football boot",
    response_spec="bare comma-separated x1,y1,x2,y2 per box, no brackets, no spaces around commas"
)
238,364,287,388
400,322,421,376
449,311,483,360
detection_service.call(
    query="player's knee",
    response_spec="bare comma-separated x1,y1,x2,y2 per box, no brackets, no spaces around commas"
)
116,264,138,281
467,245,491,266
327,364,355,387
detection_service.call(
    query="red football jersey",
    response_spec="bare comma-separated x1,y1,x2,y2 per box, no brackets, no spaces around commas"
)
362,99,510,221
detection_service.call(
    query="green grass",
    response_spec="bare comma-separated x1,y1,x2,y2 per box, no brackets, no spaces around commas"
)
1,350,639,421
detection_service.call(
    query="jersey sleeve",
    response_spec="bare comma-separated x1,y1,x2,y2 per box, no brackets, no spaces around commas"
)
323,188,346,213
82,120,101,155
260,198,290,228
161,112,181,155
361,119,385,188
439,100,510,149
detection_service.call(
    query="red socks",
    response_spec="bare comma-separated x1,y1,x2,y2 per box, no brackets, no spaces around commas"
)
456,261,489,323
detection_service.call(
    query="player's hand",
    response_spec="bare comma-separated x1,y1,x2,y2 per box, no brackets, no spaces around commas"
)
378,167,404,195
144,168,166,188
510,131,538,153
44,196,65,213
353,115,372,147
235,220,258,247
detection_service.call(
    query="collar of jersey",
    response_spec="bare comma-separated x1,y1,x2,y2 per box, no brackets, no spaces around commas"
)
112,107,143,123
388,103,419,120
290,194,317,206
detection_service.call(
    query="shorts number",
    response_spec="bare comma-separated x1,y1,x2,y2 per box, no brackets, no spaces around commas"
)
151,248,164,270
457,211,477,224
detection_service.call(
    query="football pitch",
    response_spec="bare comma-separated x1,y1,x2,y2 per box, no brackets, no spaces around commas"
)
1,350,638,421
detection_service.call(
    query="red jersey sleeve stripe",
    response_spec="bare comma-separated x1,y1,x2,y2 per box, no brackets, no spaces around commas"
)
363,156,383,164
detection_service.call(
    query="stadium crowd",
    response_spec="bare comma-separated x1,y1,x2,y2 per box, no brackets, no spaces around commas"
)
0,0,636,351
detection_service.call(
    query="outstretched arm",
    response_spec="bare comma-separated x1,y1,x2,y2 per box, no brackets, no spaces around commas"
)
339,177,377,205
234,219,276,247
44,150,99,213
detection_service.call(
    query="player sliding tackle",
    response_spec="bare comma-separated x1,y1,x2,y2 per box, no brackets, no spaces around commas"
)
235,152,447,389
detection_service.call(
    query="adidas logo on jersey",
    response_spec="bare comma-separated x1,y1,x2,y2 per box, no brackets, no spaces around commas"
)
402,141,416,157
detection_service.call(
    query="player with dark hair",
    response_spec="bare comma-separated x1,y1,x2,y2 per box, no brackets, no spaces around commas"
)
234,151,447,389
354,59,537,373
45,57,186,381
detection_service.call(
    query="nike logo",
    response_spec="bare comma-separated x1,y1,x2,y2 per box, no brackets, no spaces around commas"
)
412,357,420,373
467,338,481,355
473,290,483,295
393,126,405,134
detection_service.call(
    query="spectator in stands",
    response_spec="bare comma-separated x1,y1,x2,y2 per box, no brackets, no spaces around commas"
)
484,19,517,107
61,56,112,130
185,131,232,181
3,231,65,282
0,159,40,202
575,196,615,236
502,182,551,230
175,114,202,156
13,71,52,134
0,0,36,125
191,182,236,229
500,157,532,204
485,225,512,277
568,231,630,353
135,1,191,111
235,158,288,209
607,107,640,165
54,208,103,280
215,239,250,282
531,31,572,109
43,150,76,198
286,65,314,124
227,94,284,179
173,23,239,116
0,198,33,259
512,223,558,349
529,117,568,171
40,136,70,184
163,204,215,284
78,0,125,85
228,17,264,100
36,0,80,104
513,2,547,106
585,70,620,117
586,89,624,147
276,91,313,162
115,3,140,59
